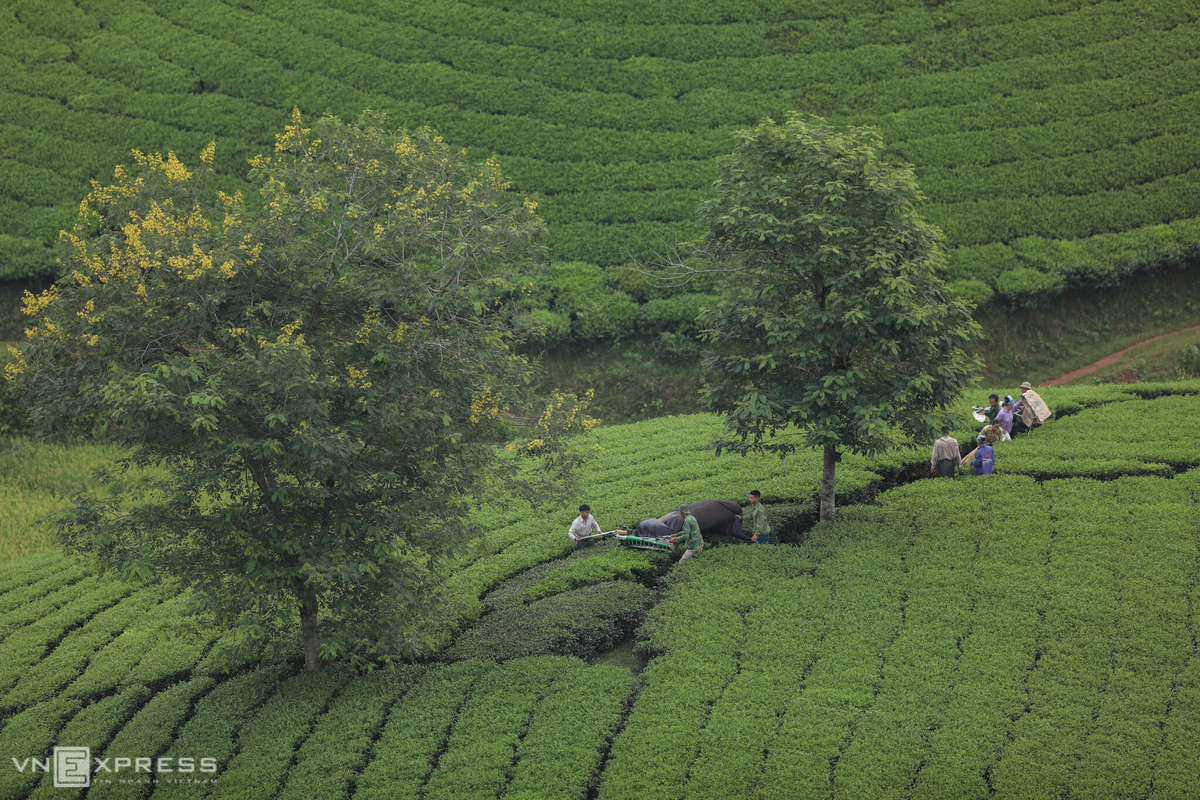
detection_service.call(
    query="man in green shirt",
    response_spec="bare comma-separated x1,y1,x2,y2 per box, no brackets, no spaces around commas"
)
670,506,704,561
738,490,771,544
983,394,1001,423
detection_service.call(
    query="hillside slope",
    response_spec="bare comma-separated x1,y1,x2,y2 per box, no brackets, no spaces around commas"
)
1,382,1199,798
1,0,1197,307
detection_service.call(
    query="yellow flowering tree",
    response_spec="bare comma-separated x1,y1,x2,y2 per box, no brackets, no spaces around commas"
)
12,111,595,670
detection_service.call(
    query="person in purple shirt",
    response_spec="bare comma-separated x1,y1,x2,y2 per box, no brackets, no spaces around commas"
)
972,435,995,476
995,396,1015,435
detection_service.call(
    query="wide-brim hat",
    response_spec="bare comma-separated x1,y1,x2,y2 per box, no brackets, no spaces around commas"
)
1019,381,1032,390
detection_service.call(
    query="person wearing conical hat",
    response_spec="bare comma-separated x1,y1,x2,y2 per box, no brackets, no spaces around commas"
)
1012,381,1039,436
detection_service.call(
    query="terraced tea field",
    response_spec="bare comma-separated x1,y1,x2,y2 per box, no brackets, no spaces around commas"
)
1,0,1197,310
1,382,1199,797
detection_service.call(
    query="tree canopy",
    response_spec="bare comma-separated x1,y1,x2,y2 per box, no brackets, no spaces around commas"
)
11,111,595,669
697,113,982,518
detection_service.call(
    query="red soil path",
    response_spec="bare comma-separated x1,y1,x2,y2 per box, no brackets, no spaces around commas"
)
1044,323,1200,387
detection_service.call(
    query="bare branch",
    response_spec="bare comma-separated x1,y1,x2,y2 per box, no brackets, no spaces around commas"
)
621,232,751,288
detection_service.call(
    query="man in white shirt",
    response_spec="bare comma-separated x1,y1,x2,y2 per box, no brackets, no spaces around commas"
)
568,504,602,542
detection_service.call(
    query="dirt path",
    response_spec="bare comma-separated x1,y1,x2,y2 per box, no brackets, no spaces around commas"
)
1044,323,1200,386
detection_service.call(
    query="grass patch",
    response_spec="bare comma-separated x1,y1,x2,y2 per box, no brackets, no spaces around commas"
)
977,261,1200,386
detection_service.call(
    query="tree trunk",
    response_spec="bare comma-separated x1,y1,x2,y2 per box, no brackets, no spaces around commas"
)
820,444,838,520
300,595,322,671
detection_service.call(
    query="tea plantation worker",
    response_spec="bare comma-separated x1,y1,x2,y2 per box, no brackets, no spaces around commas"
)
1011,381,1044,436
972,434,996,476
670,506,705,561
996,396,1015,436
736,489,771,544
979,419,1006,447
568,504,602,542
930,426,960,478
983,394,1001,423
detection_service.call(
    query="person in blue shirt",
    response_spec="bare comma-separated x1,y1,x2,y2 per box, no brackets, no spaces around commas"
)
972,434,995,476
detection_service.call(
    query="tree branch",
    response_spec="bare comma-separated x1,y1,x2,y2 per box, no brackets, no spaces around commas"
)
621,233,751,288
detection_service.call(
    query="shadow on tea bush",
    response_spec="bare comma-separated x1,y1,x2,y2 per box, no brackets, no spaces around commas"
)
447,581,654,662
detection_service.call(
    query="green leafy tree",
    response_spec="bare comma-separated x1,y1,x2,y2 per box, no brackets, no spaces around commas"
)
696,114,982,519
11,111,595,669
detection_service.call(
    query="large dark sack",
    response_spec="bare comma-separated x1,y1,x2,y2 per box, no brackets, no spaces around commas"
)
634,518,672,538
659,500,743,538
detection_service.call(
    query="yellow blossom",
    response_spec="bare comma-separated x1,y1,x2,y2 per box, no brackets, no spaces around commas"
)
163,152,191,182
275,108,311,152
346,365,373,389
4,346,27,379
469,386,501,424
22,286,59,316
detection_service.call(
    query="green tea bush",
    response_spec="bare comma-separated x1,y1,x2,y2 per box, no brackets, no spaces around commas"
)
363,657,634,800
9,0,1194,302
86,678,216,800
995,393,1200,477
415,411,882,654
353,660,491,800
541,261,639,340
0,439,154,562
0,549,63,590
421,657,573,799
505,661,634,800
523,309,572,345
637,293,719,335
150,665,287,800
989,479,1194,797
0,588,164,711
277,667,424,800
0,559,86,615
59,603,180,701
1,382,1200,796
26,687,148,800
10,0,1194,315
0,576,102,638
599,546,827,798
0,579,137,694
756,507,911,797
0,696,81,799
482,544,664,611
1180,342,1200,376
1153,657,1200,797
123,622,224,690
596,473,1200,797
447,581,654,662
205,668,349,800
